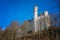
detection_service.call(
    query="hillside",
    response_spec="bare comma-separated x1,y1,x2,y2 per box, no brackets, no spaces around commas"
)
20,27,60,40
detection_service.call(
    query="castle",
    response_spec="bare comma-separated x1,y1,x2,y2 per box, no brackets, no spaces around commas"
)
15,6,51,39
33,6,50,32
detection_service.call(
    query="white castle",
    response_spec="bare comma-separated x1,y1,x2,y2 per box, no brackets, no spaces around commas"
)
15,6,51,39
34,6,50,32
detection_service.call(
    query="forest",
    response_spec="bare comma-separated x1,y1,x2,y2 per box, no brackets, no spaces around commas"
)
0,13,60,40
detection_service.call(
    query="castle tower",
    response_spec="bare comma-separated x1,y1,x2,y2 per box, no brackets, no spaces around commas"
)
34,6,38,32
44,11,50,29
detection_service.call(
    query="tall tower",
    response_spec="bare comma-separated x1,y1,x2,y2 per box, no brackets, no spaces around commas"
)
34,6,38,32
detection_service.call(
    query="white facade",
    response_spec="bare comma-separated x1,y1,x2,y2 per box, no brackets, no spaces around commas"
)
34,6,50,32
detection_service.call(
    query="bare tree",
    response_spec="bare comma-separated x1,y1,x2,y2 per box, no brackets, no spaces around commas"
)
0,28,3,40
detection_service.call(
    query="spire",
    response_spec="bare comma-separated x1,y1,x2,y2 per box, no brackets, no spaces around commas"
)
34,6,38,12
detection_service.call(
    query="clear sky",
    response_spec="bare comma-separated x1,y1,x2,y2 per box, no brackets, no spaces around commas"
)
0,0,59,30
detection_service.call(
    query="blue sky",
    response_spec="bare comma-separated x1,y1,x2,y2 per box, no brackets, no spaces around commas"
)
0,0,59,30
